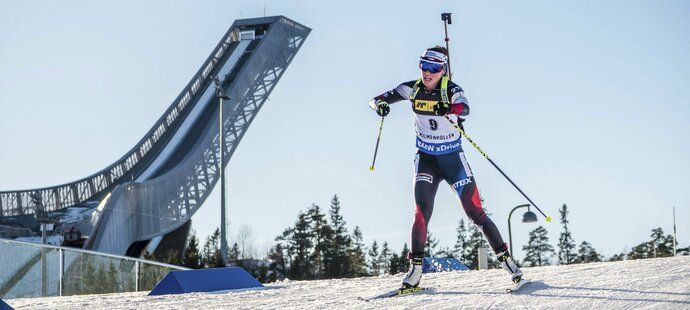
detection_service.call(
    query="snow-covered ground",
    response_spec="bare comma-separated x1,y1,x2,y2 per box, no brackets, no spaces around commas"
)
7,256,690,309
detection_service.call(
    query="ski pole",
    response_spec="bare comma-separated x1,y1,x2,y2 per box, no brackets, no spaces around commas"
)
444,115,551,222
440,12,550,222
441,12,453,80
369,116,385,171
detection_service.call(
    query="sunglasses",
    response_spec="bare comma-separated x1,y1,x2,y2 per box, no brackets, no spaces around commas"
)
419,60,445,73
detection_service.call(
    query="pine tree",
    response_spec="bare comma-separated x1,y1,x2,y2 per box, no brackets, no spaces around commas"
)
627,227,676,259
267,243,287,282
650,228,675,258
388,252,401,275
523,226,554,267
286,212,313,280
424,231,439,257
348,226,368,277
368,240,381,275
327,195,352,278
465,224,485,269
228,242,240,265
397,243,410,272
557,204,577,265
202,228,226,268
106,262,119,292
183,230,203,269
576,241,602,263
453,219,470,263
379,242,392,274
608,253,626,261
307,204,333,279
628,242,650,260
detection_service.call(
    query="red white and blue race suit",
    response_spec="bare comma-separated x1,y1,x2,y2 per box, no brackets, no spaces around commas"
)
372,78,508,258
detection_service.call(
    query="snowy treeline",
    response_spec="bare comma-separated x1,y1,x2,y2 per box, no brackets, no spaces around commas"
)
149,200,689,283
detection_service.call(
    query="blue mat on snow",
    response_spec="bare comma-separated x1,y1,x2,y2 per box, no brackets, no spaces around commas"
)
148,267,262,296
422,257,469,273
0,299,13,310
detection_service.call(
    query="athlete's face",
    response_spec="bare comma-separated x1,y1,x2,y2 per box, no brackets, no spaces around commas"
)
420,67,445,90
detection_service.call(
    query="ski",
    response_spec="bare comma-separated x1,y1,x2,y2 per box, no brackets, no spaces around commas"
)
358,286,436,302
506,279,530,293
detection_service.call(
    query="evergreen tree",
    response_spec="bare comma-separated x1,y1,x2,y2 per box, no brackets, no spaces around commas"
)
267,243,287,282
202,228,226,268
397,243,410,272
424,231,439,257
183,230,203,269
307,204,333,278
627,227,676,259
106,262,119,292
228,242,240,265
327,195,352,278
576,241,602,263
650,228,675,258
348,226,368,277
608,253,626,261
286,212,313,280
627,242,650,260
435,246,454,258
465,224,485,269
557,204,577,265
388,252,401,275
523,226,554,267
379,242,392,274
368,240,381,275
453,219,470,263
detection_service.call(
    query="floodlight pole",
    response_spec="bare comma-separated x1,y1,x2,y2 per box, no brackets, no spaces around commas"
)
214,76,231,264
673,206,677,256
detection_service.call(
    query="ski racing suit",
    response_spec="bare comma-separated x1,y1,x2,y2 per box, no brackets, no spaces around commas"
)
371,77,508,259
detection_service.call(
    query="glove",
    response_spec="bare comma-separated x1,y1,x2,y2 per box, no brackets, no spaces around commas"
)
371,99,390,117
433,101,450,116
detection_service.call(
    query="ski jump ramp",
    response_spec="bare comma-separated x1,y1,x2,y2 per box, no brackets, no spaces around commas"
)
0,16,310,256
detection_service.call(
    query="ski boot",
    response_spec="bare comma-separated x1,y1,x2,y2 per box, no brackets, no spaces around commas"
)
401,257,423,288
497,251,523,283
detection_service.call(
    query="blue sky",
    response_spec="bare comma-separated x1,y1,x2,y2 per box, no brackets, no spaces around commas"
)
1,1,689,260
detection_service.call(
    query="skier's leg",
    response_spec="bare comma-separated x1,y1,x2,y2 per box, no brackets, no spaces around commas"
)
441,151,523,282
410,152,442,257
438,151,505,252
402,152,442,288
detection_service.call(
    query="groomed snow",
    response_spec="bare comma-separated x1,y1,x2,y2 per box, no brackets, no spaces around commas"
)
7,256,690,309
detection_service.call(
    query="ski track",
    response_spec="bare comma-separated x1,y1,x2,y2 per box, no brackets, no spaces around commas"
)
7,256,690,309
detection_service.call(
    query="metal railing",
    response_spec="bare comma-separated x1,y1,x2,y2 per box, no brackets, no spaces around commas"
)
0,238,188,299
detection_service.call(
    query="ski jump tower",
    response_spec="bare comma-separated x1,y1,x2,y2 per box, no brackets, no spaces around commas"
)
0,16,310,257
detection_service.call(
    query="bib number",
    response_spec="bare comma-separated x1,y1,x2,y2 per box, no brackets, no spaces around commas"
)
429,119,438,131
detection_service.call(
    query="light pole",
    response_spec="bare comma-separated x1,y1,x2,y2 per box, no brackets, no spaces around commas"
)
508,204,538,258
213,76,230,264
673,206,677,256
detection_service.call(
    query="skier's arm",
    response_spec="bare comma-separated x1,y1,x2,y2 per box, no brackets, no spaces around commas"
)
369,81,415,114
449,85,470,116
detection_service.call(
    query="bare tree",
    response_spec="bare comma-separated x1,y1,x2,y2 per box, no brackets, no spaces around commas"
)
235,224,257,260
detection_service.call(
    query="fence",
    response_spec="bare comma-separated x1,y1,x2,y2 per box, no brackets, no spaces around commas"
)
0,238,188,299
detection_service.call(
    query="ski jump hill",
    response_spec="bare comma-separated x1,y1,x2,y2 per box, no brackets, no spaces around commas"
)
6,256,689,309
0,16,310,257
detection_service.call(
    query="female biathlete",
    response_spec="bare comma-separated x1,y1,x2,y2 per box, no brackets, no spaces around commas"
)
369,46,523,289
